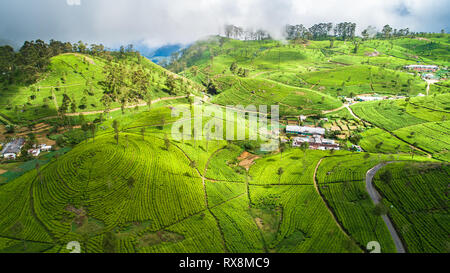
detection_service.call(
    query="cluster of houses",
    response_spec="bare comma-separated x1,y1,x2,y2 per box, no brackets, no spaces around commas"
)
0,138,52,160
27,144,53,158
343,94,409,105
404,65,439,72
355,96,384,102
286,125,340,151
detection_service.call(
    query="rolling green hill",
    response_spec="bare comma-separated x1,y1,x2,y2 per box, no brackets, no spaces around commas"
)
0,52,203,123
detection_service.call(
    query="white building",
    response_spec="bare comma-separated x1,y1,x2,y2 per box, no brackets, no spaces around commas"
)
40,144,52,152
292,137,312,147
356,96,384,102
286,126,326,136
404,65,439,72
322,139,336,145
3,153,17,160
28,149,41,157
292,136,340,150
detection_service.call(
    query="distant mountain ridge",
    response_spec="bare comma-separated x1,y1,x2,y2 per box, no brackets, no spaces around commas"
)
133,43,184,64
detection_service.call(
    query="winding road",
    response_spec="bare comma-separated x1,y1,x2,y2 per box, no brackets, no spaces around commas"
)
366,162,406,253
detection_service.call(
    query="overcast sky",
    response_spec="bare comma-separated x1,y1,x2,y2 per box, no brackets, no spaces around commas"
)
0,0,449,48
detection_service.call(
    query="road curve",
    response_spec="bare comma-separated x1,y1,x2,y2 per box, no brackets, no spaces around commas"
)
366,162,406,253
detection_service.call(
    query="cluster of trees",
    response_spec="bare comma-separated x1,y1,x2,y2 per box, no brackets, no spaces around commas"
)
285,22,355,41
0,40,61,84
334,22,357,40
224,25,271,40
284,23,427,41
101,60,188,114
229,62,249,77
101,62,152,113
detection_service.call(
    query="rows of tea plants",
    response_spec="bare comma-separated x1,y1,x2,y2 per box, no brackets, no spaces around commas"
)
318,181,396,252
394,121,450,161
249,185,361,253
138,211,225,253
212,77,342,116
374,162,449,252
316,153,435,184
0,171,53,243
206,181,246,207
0,237,54,253
249,149,326,185
405,101,450,122
205,144,246,182
210,195,265,253
359,128,424,155
351,100,426,131
410,93,450,112
2,133,208,252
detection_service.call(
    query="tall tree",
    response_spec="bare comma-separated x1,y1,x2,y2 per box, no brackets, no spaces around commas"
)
277,167,284,185
382,25,393,39
90,123,96,143
112,120,119,145
164,134,171,151
141,127,146,140
372,202,389,233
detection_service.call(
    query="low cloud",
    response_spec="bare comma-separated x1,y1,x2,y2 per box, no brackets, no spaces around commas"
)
0,0,448,48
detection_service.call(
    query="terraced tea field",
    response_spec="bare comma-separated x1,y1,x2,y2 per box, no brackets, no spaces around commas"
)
315,153,437,252
373,162,449,253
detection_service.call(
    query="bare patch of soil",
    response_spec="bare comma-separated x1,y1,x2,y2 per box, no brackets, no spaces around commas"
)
66,205,87,227
365,51,380,57
255,218,264,229
238,151,260,171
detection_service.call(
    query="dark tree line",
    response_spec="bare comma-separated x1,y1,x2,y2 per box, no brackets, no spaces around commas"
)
284,23,422,41
101,57,192,114
0,40,61,84
285,22,356,41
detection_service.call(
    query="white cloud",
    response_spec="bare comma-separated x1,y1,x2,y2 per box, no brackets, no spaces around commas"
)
0,0,448,48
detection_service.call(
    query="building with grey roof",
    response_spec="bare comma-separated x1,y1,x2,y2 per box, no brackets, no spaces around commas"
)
1,138,25,159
